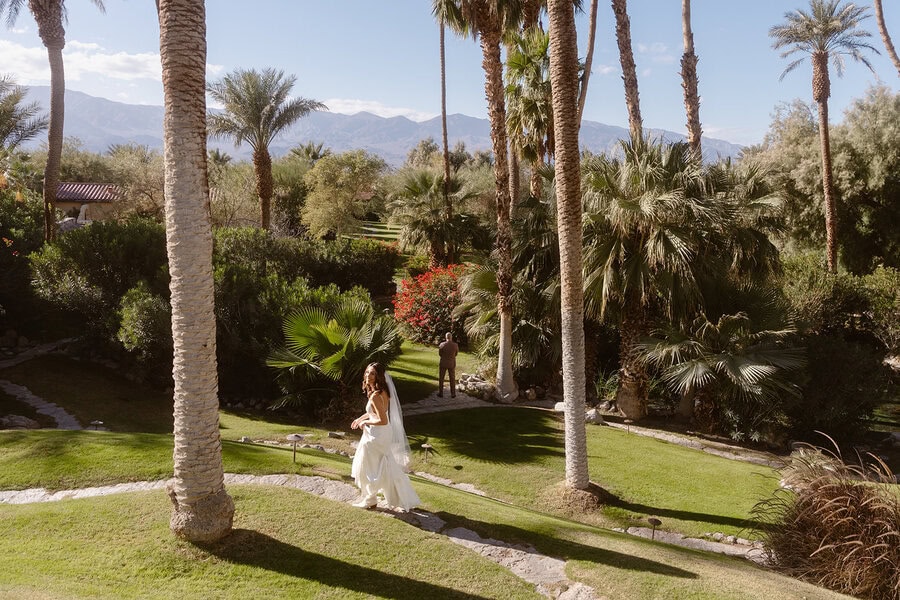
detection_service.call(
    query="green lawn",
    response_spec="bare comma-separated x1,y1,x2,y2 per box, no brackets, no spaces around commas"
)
0,348,851,599
346,220,401,243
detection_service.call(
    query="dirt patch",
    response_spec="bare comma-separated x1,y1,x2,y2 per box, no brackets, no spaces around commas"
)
539,481,611,517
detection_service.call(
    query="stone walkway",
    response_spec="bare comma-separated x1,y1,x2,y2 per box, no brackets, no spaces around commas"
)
0,379,83,430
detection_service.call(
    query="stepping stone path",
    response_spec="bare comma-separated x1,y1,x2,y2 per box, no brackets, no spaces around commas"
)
0,379,84,430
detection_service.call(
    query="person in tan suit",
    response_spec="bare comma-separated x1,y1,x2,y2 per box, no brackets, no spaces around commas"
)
438,332,459,398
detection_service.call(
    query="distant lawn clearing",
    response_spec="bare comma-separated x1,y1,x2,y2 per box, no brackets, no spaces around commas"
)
391,340,479,403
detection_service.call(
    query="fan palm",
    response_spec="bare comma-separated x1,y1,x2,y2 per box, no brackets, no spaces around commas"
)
582,136,713,419
207,68,325,230
388,169,480,266
506,25,554,198
639,312,805,441
770,0,877,272
267,298,401,418
0,0,104,241
0,76,47,150
290,141,331,165
433,0,523,402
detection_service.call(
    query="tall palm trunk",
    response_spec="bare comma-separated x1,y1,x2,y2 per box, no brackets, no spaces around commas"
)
253,146,273,230
874,0,900,78
615,302,648,419
576,0,599,125
480,16,517,402
31,1,66,242
158,0,234,542
440,21,452,221
812,51,837,273
508,145,520,205
611,0,642,139
680,0,702,156
548,0,588,490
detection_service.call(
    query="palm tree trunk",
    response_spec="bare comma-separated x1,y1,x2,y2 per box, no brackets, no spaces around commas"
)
253,146,273,230
615,303,648,419
43,42,65,242
508,145,520,206
874,0,900,78
611,0,642,140
677,387,695,420
812,52,837,273
158,0,234,543
480,18,517,402
31,3,67,243
440,20,452,224
680,0,702,156
576,0,599,125
549,0,588,490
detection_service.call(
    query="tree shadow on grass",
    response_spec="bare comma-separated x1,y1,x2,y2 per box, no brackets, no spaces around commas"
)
407,408,564,465
602,490,769,533
199,528,495,600
430,512,698,579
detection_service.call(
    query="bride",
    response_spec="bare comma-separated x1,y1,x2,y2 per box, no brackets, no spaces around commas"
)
350,362,420,510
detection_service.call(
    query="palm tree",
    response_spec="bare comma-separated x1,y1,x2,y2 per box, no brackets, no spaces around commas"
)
582,137,709,420
0,0,104,242
639,312,805,440
157,0,233,542
434,0,522,402
505,25,554,198
290,141,331,165
547,0,588,490
611,0,642,139
388,170,479,266
207,68,325,230
0,75,48,150
267,297,402,418
873,0,900,78
680,0,702,155
770,0,877,273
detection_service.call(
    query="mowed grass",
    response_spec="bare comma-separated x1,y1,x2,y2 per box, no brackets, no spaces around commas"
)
406,408,780,539
0,351,853,598
0,482,850,600
350,220,401,242
0,486,541,600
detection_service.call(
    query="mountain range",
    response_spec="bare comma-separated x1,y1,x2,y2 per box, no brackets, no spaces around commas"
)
23,86,744,166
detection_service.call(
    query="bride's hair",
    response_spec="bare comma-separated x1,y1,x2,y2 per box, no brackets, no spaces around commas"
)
364,362,389,395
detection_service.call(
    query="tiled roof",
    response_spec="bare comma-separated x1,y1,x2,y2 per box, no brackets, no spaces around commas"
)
57,182,121,203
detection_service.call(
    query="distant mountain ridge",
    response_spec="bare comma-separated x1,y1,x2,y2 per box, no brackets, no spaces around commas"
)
23,86,744,165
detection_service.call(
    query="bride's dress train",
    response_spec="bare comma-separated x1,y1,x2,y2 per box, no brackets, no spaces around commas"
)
351,416,420,510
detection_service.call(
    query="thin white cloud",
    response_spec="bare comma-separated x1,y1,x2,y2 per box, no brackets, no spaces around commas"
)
592,64,615,76
11,26,28,35
324,98,437,122
1,39,223,88
637,42,676,65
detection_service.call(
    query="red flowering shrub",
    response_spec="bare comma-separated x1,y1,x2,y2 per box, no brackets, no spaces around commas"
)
393,264,466,344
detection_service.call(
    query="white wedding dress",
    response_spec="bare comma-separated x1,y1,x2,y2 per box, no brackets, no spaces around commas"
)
351,375,420,510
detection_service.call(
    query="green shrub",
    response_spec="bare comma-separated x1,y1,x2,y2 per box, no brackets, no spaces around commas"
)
213,228,400,298
214,260,371,396
753,442,900,600
0,190,44,330
302,238,401,298
781,252,871,338
30,217,168,337
117,282,172,377
788,334,892,441
862,266,900,353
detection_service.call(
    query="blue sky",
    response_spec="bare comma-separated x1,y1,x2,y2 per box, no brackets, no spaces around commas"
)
1,1,898,146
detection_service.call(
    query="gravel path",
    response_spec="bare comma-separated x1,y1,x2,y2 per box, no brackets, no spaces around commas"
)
0,379,83,430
